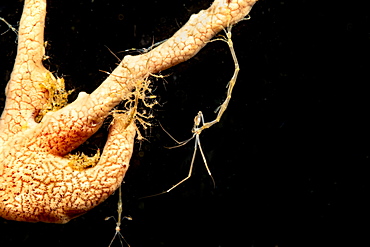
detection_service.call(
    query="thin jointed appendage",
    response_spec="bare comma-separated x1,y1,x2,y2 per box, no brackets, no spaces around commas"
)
195,135,215,187
199,26,239,132
0,17,18,36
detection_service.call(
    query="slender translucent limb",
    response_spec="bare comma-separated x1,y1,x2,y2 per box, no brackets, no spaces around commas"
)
159,121,195,149
195,133,215,186
0,17,18,36
105,185,132,247
198,26,239,132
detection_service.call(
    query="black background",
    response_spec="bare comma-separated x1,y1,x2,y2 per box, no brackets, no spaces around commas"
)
0,0,369,246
